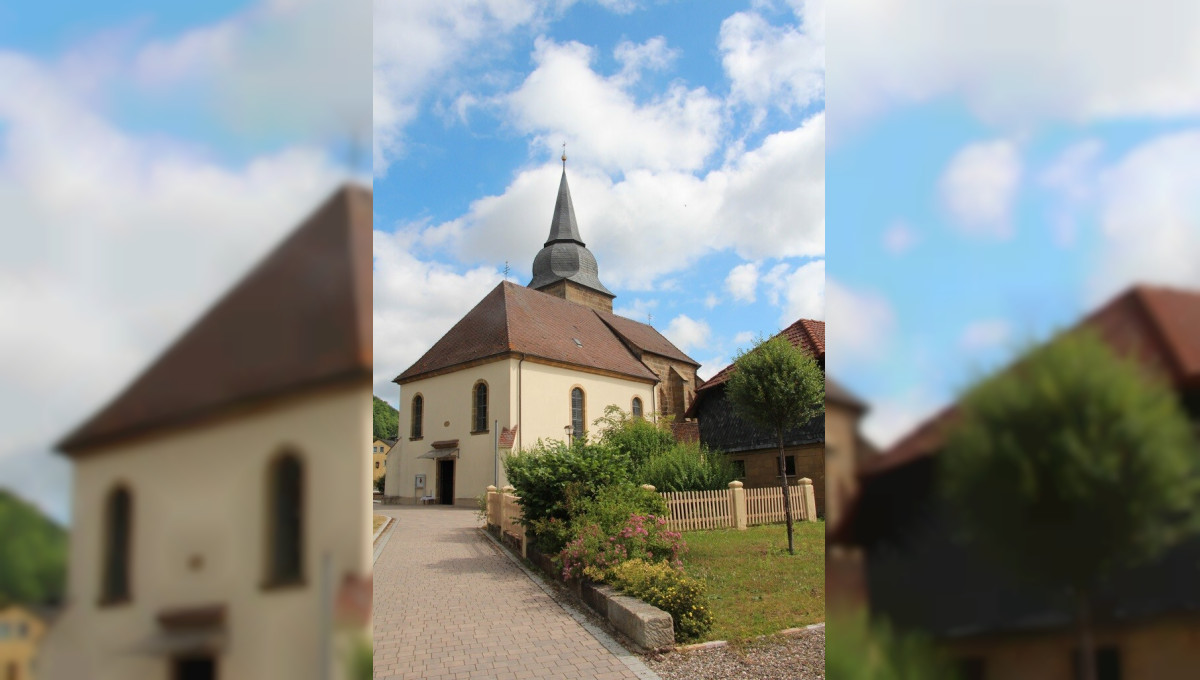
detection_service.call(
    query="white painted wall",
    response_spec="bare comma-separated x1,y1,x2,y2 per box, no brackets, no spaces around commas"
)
39,383,372,680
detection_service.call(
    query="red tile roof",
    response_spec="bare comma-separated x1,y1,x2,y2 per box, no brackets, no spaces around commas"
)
58,185,373,454
697,318,825,392
862,284,1200,478
394,282,675,384
595,311,699,366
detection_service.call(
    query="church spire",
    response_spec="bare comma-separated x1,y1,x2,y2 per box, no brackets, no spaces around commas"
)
528,152,615,310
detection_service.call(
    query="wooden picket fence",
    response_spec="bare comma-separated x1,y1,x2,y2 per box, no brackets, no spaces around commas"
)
659,489,731,531
745,485,806,525
486,479,816,540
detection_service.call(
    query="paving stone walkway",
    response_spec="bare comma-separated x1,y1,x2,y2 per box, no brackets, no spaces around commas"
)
372,505,648,680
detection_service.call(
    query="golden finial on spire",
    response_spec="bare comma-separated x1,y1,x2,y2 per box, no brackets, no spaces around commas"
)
561,142,567,167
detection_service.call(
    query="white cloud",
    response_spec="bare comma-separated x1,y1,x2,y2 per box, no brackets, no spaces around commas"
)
0,50,348,522
134,0,371,143
612,298,658,323
882,220,917,255
1086,129,1200,303
720,0,824,119
828,0,1200,136
372,0,543,170
725,262,760,303
938,139,1021,238
663,314,712,353
704,293,720,310
860,386,945,451
959,319,1012,353
614,36,678,83
732,330,755,346
413,113,824,291
766,259,825,325
372,230,503,397
696,355,728,382
825,278,896,374
504,38,724,174
1039,139,1104,246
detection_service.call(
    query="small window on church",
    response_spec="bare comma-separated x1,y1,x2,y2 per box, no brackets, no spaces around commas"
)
571,387,585,441
101,485,132,605
411,394,424,439
473,382,489,433
266,453,304,587
631,397,643,418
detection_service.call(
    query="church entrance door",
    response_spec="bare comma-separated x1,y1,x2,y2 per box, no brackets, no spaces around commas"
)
437,459,455,505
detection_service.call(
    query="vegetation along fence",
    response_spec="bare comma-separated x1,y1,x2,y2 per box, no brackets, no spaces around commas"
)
484,479,817,549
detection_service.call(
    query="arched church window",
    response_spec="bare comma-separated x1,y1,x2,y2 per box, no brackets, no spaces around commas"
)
101,485,132,604
266,452,303,587
473,382,489,433
632,397,643,418
571,387,586,441
411,394,424,439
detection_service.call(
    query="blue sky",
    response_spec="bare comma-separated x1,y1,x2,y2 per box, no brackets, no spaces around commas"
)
372,0,825,405
825,0,1200,446
0,0,368,522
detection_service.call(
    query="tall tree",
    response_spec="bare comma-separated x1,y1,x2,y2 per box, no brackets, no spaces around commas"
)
372,395,398,442
941,331,1200,680
726,335,825,554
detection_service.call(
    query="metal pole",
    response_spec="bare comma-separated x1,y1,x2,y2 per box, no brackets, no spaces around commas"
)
494,419,499,487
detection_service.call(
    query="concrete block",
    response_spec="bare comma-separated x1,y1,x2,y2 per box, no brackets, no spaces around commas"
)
583,583,675,649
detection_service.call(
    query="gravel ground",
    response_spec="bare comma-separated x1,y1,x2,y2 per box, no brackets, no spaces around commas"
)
642,628,825,680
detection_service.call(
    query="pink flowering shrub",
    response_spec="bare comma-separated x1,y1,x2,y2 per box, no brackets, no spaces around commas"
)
559,513,686,582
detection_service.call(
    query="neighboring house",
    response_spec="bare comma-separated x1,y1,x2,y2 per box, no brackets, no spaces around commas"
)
38,186,374,680
371,439,395,482
683,320,829,516
385,166,700,506
839,285,1200,680
0,604,50,680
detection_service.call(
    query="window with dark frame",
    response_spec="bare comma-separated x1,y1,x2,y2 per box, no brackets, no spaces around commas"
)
1072,645,1122,680
267,454,303,587
785,455,796,476
411,394,423,438
101,486,132,604
632,396,643,418
473,383,488,432
571,387,585,440
732,460,746,479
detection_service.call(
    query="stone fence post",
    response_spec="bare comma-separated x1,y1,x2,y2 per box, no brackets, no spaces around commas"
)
485,485,498,528
728,481,747,530
500,485,515,532
640,484,656,492
797,478,817,522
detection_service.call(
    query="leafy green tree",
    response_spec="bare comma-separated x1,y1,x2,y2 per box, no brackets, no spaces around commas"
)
941,330,1200,680
372,395,398,442
726,335,825,554
594,405,674,468
827,610,961,680
0,490,67,606
637,442,738,492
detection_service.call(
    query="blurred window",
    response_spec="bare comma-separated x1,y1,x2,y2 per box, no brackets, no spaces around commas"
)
473,383,488,433
571,388,585,440
101,486,132,604
267,454,304,586
785,455,796,476
412,394,423,438
1072,645,1121,680
0,623,9,638
732,460,746,479
632,397,643,417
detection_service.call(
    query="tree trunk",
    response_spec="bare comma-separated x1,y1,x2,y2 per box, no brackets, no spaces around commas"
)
778,427,794,555
1076,590,1097,680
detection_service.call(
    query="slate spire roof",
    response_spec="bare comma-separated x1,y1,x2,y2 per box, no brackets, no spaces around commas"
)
527,168,613,297
58,184,373,454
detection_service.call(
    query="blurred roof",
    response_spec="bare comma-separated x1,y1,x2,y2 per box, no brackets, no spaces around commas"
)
58,184,373,454
684,318,825,418
826,376,867,412
860,283,1200,479
394,281,693,384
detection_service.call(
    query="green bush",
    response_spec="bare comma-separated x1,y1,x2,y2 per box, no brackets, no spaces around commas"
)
595,405,675,468
569,484,668,536
502,439,633,552
827,610,961,679
374,473,386,493
559,511,685,581
609,559,713,642
638,442,739,492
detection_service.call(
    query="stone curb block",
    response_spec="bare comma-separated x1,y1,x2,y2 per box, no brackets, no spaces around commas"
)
671,621,826,653
581,582,675,651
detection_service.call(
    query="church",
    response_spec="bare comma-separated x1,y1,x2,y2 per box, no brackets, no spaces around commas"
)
385,161,701,505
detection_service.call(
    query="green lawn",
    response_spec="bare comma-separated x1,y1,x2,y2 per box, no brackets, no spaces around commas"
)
372,514,388,534
682,521,825,642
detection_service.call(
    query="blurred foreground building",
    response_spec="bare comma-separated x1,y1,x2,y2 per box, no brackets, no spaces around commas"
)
0,604,50,680
39,186,374,680
835,285,1200,680
385,166,700,505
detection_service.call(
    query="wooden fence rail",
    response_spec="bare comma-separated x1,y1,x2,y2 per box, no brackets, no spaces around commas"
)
486,479,817,540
